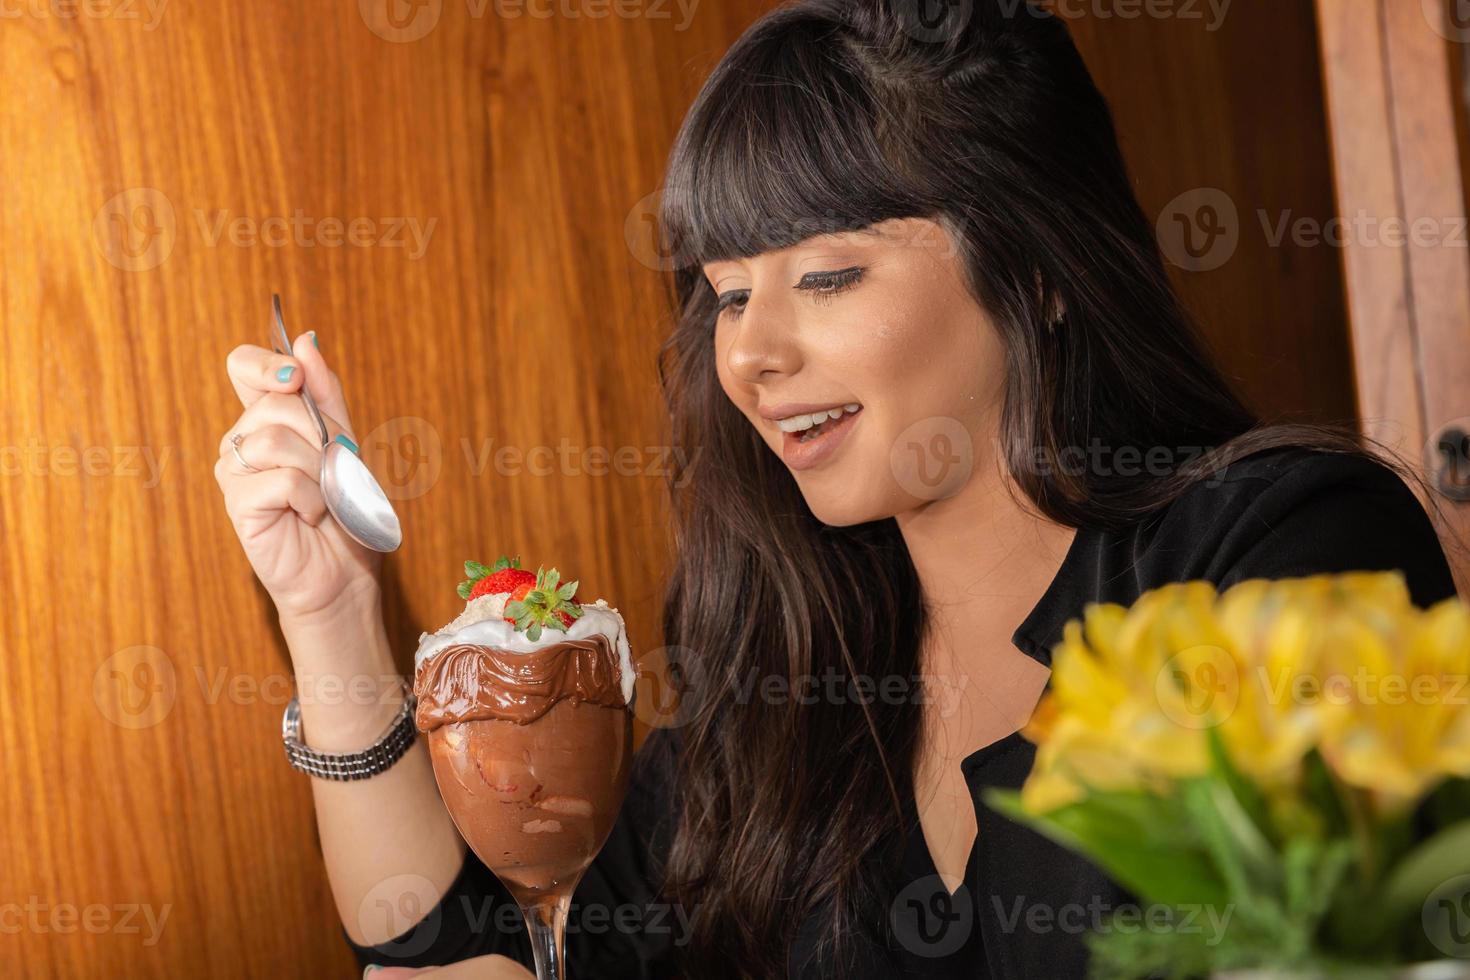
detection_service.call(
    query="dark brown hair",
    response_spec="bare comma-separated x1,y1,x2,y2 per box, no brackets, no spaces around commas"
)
649,1,1448,975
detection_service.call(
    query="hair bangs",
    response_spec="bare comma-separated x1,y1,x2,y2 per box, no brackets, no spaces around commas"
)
659,22,929,270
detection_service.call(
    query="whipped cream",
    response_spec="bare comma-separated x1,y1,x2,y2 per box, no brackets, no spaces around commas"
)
414,593,636,706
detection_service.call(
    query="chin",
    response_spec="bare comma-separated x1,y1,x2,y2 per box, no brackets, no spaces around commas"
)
795,480,895,528
771,434,896,526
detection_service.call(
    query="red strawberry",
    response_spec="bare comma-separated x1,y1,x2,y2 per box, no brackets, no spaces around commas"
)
458,556,535,601
502,566,584,641
470,567,535,600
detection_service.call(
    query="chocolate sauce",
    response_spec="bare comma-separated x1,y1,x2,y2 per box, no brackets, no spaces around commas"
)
414,634,628,730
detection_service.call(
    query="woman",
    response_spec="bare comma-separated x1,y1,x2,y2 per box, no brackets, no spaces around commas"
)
216,1,1458,977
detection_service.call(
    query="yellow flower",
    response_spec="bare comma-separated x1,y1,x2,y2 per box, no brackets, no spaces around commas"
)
1315,593,1470,810
1210,577,1343,786
1020,570,1470,818
1022,584,1221,811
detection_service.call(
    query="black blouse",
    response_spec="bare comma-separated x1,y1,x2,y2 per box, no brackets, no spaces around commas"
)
348,447,1460,978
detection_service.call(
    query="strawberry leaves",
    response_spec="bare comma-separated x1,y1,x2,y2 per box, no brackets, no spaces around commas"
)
504,566,583,642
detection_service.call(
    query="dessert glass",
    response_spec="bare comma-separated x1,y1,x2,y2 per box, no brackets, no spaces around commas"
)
415,590,635,980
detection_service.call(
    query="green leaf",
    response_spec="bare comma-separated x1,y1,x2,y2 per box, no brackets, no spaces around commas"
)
465,560,490,578
1377,819,1470,927
1180,778,1283,901
1204,724,1275,844
984,787,1229,909
526,622,542,641
1283,835,1352,929
1299,748,1350,839
457,582,472,600
543,568,561,592
558,580,579,600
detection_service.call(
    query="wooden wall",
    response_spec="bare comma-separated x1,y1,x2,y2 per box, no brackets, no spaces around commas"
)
0,2,1361,976
1316,0,1470,594
1069,1,1358,428
1,4,734,977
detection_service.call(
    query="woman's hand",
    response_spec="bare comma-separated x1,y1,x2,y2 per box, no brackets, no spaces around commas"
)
365,956,535,978
214,332,382,629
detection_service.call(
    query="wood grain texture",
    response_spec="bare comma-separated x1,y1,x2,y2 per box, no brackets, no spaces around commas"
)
1316,0,1470,594
1314,0,1427,455
1381,0,1470,595
0,2,1373,977
1067,0,1359,428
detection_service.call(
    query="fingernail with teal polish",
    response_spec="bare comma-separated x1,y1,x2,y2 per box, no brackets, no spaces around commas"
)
362,966,378,977
334,433,359,453
276,365,296,383
310,331,320,350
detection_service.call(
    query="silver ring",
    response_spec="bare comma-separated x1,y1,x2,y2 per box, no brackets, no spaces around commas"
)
229,432,261,473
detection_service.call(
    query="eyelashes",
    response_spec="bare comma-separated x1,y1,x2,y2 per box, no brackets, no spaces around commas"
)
715,266,865,322
801,266,864,306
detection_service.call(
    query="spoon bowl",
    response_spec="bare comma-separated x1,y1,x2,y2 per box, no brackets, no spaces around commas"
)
321,437,402,552
270,293,402,553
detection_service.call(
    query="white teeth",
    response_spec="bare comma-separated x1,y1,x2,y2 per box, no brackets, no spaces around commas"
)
775,403,862,433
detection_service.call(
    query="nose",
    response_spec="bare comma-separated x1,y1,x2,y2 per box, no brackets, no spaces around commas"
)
720,294,800,384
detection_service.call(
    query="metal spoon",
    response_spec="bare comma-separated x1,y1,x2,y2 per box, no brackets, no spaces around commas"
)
269,293,402,553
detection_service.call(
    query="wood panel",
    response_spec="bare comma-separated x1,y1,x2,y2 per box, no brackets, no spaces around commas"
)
1316,0,1470,594
0,4,766,977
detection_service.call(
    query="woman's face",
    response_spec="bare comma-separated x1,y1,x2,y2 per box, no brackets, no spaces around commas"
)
704,216,1008,526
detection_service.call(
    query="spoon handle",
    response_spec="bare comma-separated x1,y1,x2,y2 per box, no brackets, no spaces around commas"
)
270,293,331,448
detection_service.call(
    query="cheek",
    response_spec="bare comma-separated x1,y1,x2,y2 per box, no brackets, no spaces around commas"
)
838,304,997,424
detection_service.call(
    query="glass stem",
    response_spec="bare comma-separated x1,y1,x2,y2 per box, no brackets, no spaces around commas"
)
523,896,571,980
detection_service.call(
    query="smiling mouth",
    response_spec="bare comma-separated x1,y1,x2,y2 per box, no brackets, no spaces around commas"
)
775,403,863,442
774,404,864,473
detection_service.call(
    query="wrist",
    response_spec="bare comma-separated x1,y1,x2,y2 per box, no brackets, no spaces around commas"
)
279,592,406,752
290,666,406,753
279,584,387,661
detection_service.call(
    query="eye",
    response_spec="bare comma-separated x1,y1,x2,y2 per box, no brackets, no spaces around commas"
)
716,288,750,321
714,266,866,322
795,266,864,306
